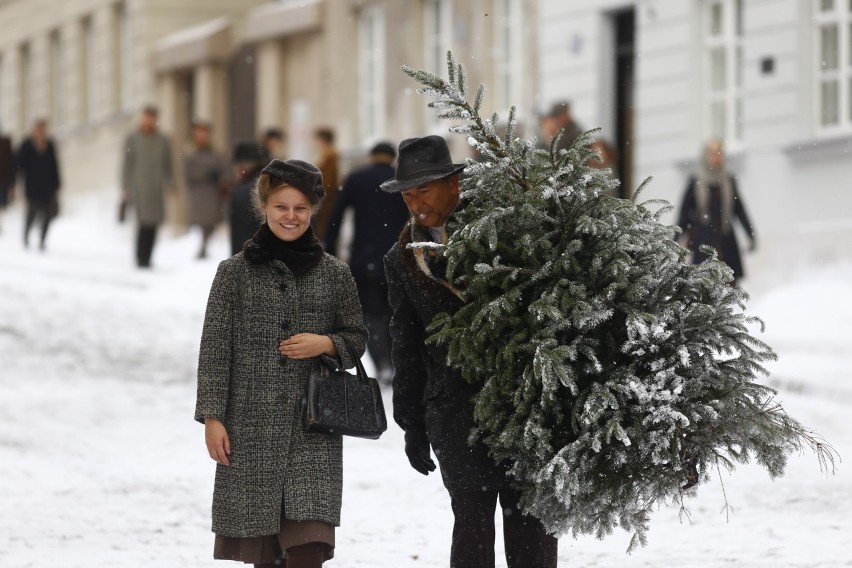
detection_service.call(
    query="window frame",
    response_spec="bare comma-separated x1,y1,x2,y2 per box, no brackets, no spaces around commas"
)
423,0,453,129
358,5,387,144
814,0,852,134
492,0,524,113
701,0,745,147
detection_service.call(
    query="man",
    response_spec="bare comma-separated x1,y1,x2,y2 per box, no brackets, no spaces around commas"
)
260,127,286,161
17,119,61,251
382,136,558,568
312,127,340,239
228,141,266,256
324,142,409,383
546,100,619,191
121,105,173,268
0,124,16,233
183,120,226,259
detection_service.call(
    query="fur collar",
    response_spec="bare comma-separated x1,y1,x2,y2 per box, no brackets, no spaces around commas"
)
398,221,465,311
243,223,324,276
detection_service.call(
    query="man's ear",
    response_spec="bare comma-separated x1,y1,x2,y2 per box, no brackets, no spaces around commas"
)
448,174,461,196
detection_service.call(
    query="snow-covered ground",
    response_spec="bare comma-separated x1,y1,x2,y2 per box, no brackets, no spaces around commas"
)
1,194,850,567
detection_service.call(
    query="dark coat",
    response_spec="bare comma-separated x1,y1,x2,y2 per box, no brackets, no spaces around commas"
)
228,172,261,256
324,161,410,283
384,220,510,496
677,175,755,279
196,250,368,537
0,136,14,206
16,138,61,203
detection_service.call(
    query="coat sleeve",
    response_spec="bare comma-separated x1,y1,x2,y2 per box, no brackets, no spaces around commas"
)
121,135,134,191
163,137,174,187
195,260,238,424
323,263,369,370
50,141,61,191
384,249,429,431
731,177,756,239
677,177,697,233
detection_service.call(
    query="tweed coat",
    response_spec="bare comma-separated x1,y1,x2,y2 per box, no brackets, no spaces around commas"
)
384,219,510,496
121,130,173,226
195,251,367,538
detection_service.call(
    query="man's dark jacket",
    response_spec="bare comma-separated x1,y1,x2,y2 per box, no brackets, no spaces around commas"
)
16,138,61,202
325,161,409,283
228,170,262,256
384,219,509,495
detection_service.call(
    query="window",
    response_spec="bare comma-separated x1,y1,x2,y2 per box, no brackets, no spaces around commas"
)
492,0,523,112
702,0,744,143
81,16,96,122
114,2,132,111
815,0,852,130
424,0,453,127
358,6,386,142
50,31,63,128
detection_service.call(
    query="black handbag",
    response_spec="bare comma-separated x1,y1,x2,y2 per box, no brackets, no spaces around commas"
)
302,342,388,439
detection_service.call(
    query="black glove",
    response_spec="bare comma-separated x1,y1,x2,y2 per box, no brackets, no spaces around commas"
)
404,427,436,475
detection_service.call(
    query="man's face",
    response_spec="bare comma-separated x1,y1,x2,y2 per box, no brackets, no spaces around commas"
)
192,125,210,147
401,175,460,228
140,112,157,132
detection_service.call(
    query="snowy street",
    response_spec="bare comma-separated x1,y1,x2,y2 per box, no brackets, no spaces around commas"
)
1,196,851,567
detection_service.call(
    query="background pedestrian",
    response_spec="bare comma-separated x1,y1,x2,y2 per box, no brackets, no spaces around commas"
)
121,105,174,268
16,119,61,251
184,120,227,259
677,138,757,284
324,141,408,382
312,127,339,239
227,141,266,256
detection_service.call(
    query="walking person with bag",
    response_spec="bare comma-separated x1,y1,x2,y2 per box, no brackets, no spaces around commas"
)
196,158,368,568
16,119,61,251
382,136,558,568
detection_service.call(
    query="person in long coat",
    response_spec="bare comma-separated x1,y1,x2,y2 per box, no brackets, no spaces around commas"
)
184,121,227,259
228,141,267,256
324,142,409,383
677,138,757,283
0,128,16,233
382,136,558,568
311,128,339,240
121,106,174,268
196,158,367,568
16,119,61,250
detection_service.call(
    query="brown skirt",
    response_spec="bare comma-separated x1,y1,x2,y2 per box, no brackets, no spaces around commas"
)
213,509,335,564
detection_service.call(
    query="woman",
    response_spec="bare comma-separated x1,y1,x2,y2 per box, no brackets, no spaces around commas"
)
677,139,757,284
196,158,368,568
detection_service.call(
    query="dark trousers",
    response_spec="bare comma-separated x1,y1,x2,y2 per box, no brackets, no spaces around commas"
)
354,277,393,371
450,490,558,568
254,542,327,568
24,199,56,248
136,224,158,267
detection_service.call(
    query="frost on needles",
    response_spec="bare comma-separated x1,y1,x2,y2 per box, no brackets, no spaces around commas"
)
402,52,837,551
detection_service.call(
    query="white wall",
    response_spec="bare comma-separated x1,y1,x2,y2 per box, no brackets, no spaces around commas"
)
539,0,852,290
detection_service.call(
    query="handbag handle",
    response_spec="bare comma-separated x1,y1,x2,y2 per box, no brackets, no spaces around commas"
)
335,335,371,386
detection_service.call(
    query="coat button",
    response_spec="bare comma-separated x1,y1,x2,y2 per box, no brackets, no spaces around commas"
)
280,321,290,332
279,357,287,367
279,282,288,292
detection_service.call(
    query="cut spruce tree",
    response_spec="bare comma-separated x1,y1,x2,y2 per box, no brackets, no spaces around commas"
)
401,53,836,550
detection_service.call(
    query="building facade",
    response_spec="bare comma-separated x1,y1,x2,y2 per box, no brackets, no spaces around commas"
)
0,0,537,213
538,0,852,286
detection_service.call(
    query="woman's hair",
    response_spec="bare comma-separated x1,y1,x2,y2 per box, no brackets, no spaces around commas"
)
251,173,322,222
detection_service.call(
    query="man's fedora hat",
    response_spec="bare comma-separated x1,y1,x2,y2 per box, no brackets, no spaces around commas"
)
380,135,465,193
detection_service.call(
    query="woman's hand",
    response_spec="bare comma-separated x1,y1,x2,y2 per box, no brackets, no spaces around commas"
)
279,333,337,359
205,418,231,466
